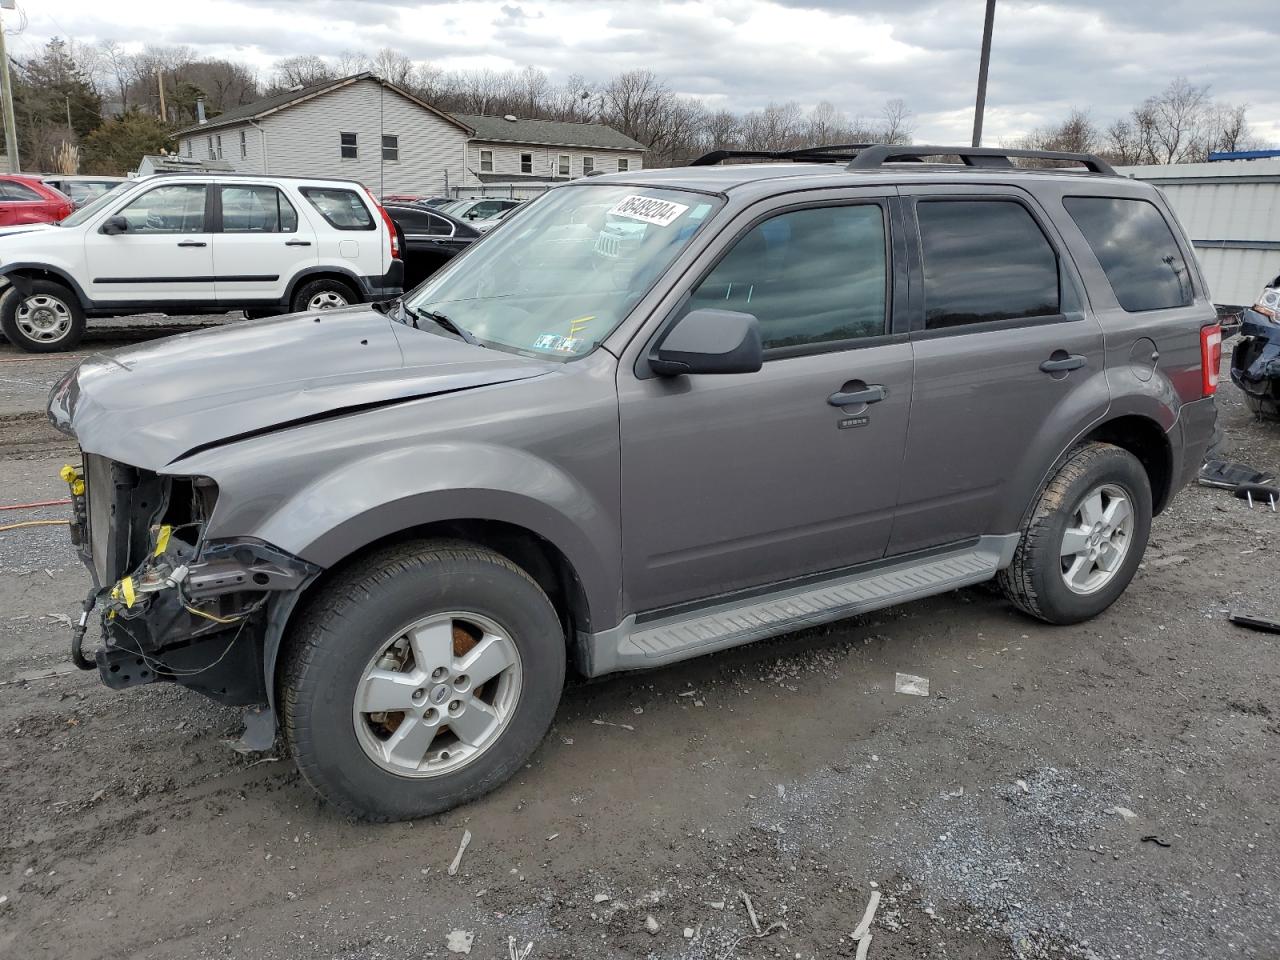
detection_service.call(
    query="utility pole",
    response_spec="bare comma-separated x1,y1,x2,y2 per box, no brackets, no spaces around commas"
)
156,69,167,124
971,0,997,148
0,2,19,172
66,96,73,135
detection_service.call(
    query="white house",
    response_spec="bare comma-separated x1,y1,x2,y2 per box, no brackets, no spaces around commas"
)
173,73,646,199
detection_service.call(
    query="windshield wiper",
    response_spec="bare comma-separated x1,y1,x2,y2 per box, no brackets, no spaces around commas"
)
406,304,481,346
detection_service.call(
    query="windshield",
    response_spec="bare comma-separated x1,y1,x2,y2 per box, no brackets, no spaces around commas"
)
60,181,137,228
436,200,471,217
405,185,719,358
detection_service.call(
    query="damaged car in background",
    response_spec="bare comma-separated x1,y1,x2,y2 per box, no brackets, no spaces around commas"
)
50,146,1219,822
1230,273,1280,418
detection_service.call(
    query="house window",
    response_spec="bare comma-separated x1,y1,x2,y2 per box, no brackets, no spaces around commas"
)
520,152,532,174
340,132,358,159
382,134,399,161
185,139,192,158
618,158,630,172
558,154,570,177
582,156,594,175
215,135,223,160
207,136,214,158
479,149,494,172
239,130,247,159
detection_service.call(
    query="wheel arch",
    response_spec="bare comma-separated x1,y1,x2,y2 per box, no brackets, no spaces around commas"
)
0,263,91,307
1080,414,1174,514
285,267,364,307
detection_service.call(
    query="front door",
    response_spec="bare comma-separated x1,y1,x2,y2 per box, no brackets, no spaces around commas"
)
213,183,316,305
886,189,1109,555
83,182,214,304
618,195,913,613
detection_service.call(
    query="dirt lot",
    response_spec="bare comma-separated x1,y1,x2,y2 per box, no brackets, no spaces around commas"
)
1,321,1277,960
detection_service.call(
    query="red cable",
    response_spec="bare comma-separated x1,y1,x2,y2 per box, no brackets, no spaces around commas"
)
0,498,71,511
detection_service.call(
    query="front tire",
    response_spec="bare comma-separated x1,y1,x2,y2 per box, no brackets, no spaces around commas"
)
281,540,565,821
999,442,1152,625
0,280,86,352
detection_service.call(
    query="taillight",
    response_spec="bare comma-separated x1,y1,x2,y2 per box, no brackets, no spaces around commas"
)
1200,324,1222,396
364,187,401,261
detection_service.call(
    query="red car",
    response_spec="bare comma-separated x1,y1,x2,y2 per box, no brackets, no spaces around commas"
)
0,175,74,227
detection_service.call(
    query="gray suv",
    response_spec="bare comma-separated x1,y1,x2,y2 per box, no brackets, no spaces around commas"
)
49,144,1220,821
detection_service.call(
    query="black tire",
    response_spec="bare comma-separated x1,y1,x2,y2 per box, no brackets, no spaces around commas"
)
0,280,86,352
281,539,565,821
998,442,1152,625
290,277,358,314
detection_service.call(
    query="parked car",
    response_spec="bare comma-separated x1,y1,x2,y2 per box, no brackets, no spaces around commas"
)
41,174,128,208
384,203,482,288
1229,272,1280,417
50,144,1219,821
0,173,402,351
437,197,523,223
0,174,74,227
382,194,450,207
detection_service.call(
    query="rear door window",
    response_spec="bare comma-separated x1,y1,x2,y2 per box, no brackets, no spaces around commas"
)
686,203,889,352
916,199,1060,329
0,180,43,201
298,186,375,230
220,184,298,233
388,206,432,235
1063,196,1194,311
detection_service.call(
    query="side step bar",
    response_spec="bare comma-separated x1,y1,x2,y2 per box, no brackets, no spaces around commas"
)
582,534,1019,676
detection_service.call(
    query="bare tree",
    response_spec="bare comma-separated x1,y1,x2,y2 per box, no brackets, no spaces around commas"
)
1146,76,1210,164
271,55,333,91
96,40,132,113
880,98,913,144
335,50,372,76
370,48,415,88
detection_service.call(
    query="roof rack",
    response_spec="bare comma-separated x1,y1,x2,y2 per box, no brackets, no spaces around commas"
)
688,144,876,167
846,144,1117,176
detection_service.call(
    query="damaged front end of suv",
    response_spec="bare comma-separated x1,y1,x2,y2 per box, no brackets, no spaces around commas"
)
1230,277,1280,419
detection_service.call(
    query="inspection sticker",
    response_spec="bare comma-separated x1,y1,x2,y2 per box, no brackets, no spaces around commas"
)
533,333,585,353
608,194,689,227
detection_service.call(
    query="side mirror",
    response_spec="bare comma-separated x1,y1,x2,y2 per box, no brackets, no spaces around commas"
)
650,308,763,377
101,215,128,235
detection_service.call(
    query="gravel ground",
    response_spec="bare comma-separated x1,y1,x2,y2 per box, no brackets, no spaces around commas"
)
0,321,1277,960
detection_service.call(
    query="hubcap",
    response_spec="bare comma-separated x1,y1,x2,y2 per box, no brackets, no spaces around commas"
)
352,612,522,778
15,294,72,343
307,290,348,311
1059,482,1134,595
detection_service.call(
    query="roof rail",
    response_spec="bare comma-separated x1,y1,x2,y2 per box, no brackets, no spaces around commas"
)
689,143,876,167
846,144,1117,176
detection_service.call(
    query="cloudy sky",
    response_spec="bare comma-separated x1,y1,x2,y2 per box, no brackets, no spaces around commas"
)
13,0,1280,144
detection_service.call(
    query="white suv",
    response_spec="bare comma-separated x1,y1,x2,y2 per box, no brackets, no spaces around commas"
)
0,174,403,352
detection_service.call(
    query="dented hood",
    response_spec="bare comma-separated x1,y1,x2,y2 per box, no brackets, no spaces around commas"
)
49,306,556,470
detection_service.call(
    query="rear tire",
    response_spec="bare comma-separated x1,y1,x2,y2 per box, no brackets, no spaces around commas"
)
281,540,565,821
998,443,1152,625
291,278,357,314
0,280,85,352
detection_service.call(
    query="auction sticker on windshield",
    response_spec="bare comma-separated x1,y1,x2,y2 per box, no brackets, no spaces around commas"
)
609,194,690,227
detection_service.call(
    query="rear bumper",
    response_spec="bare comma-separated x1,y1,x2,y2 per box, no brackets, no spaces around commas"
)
1169,396,1218,497
358,259,404,301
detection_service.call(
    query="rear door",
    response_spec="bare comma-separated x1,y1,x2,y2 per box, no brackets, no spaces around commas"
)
213,183,316,304
617,189,915,612
887,185,1109,555
82,181,215,304
0,179,56,225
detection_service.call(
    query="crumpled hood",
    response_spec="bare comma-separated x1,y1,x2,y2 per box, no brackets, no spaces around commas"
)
49,307,556,471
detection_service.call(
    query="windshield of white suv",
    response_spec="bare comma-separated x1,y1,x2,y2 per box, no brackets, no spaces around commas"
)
404,185,719,358
59,181,137,228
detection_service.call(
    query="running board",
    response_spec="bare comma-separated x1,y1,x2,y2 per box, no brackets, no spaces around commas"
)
581,534,1019,676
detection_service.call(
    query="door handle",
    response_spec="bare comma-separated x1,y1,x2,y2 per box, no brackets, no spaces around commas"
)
1039,354,1087,373
828,384,887,407
285,239,312,246
176,240,207,248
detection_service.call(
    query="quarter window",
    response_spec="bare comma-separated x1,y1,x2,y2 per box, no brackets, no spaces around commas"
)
340,132,358,159
299,186,375,230
382,134,399,161
520,152,533,174
917,199,1059,329
114,184,207,233
220,185,298,233
480,149,494,172
686,204,888,352
1063,196,1193,312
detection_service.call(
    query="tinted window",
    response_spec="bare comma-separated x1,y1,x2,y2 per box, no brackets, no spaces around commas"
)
687,204,888,351
917,199,1059,329
220,185,298,233
388,206,431,234
299,186,374,230
0,180,43,201
1064,196,1193,312
116,184,206,233
425,213,453,236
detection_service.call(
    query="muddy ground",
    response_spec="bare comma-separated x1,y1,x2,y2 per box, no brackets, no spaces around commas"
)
0,320,1277,960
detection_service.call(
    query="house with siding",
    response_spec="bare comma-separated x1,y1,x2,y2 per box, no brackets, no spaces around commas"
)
172,73,645,199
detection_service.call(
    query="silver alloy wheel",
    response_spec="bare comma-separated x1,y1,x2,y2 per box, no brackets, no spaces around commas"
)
1059,482,1134,595
352,611,522,778
307,290,348,310
15,294,73,343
